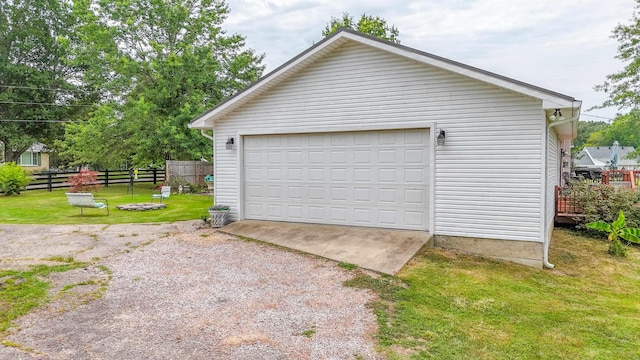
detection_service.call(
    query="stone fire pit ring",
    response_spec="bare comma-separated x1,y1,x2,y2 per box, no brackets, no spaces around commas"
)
116,203,167,211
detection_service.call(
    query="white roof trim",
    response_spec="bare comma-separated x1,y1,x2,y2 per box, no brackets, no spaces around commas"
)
190,29,579,129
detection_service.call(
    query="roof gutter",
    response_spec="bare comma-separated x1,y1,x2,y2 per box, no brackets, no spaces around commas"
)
200,129,214,141
543,113,579,269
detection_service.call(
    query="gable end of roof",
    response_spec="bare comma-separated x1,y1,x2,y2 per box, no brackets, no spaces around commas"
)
190,28,579,129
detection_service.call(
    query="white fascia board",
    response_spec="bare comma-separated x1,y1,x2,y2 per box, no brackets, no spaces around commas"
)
543,99,581,110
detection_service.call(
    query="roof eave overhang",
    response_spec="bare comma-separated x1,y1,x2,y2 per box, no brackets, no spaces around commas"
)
547,100,582,140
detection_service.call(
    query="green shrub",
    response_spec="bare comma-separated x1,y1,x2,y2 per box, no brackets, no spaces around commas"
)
569,180,640,228
166,176,207,194
166,175,188,190
587,210,640,257
0,162,31,195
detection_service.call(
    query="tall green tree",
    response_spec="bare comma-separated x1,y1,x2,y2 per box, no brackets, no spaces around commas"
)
590,0,640,163
323,13,400,43
58,0,264,168
594,0,640,110
0,0,94,163
585,110,640,160
573,120,609,154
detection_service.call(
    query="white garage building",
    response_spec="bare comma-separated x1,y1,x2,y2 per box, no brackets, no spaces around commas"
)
189,29,581,268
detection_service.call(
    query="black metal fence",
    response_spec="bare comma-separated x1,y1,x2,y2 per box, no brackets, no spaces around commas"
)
19,169,165,192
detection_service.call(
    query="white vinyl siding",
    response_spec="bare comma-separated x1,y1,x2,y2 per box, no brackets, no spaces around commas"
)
214,40,543,242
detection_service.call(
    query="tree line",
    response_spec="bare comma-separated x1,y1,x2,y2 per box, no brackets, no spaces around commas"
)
0,0,399,169
1,0,264,169
577,0,640,161
4,0,638,168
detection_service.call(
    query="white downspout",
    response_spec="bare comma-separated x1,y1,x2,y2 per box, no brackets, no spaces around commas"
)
200,129,214,164
200,129,214,141
543,114,578,269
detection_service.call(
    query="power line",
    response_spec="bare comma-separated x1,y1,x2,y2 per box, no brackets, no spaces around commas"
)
0,100,94,107
0,84,93,94
582,114,614,121
0,119,71,123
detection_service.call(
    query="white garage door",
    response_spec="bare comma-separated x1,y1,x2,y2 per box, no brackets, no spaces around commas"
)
243,129,430,230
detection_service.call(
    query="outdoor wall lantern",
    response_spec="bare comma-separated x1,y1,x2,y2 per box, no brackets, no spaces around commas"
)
549,109,565,121
225,137,235,150
436,129,446,146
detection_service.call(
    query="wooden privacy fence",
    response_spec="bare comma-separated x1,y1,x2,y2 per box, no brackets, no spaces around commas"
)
17,169,165,192
165,160,213,186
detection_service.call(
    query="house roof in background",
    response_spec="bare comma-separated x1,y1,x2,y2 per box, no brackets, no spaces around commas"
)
26,142,49,153
574,145,638,167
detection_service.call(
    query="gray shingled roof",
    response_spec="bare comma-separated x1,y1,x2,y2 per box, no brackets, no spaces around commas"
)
574,145,638,168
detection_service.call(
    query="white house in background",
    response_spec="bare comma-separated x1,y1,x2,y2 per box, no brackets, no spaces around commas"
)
18,142,50,171
189,29,581,268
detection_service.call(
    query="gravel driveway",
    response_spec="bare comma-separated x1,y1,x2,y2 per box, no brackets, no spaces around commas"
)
0,222,382,359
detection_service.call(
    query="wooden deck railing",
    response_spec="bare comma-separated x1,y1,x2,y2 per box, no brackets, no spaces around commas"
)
555,186,585,224
601,170,638,189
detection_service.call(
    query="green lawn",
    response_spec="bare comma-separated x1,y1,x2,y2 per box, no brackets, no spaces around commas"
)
0,184,214,224
346,229,640,359
0,262,90,334
2,191,638,359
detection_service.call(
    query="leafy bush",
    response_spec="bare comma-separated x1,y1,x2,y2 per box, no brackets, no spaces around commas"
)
568,180,640,228
587,210,640,257
0,162,31,195
166,175,188,190
67,169,102,193
166,176,201,194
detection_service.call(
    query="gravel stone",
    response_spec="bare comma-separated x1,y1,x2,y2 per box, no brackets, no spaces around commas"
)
1,225,382,359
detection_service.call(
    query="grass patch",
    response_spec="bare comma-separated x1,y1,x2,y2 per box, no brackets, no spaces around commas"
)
302,328,316,338
346,229,640,359
44,256,75,263
0,184,214,224
338,262,358,271
0,262,88,333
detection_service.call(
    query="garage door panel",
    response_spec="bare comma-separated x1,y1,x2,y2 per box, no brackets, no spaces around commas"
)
405,210,425,226
267,168,283,181
405,149,426,163
353,208,374,225
287,151,303,163
308,206,326,220
286,168,303,181
243,129,430,230
378,168,397,183
330,207,348,222
405,168,425,183
331,168,347,182
405,189,425,204
353,187,373,202
287,205,303,219
354,168,374,182
308,185,327,200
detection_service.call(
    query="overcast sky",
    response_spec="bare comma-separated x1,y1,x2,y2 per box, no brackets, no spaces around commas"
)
223,0,636,122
